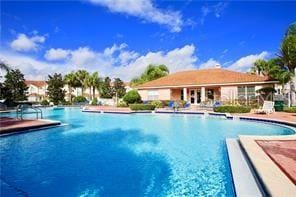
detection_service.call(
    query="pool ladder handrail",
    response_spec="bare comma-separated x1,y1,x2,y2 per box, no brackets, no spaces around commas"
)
16,104,43,120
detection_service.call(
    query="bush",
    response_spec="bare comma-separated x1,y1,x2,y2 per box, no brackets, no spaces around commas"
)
73,96,87,103
150,100,163,108
40,99,49,106
214,105,251,113
123,90,142,104
91,98,98,105
117,100,128,107
283,107,296,113
129,104,156,111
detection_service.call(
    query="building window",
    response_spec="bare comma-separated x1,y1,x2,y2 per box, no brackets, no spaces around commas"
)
180,89,184,100
207,89,214,100
147,90,159,100
246,86,255,99
238,86,256,104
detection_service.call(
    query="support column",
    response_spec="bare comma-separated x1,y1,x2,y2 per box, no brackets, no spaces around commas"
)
194,89,197,104
183,88,187,101
201,87,206,102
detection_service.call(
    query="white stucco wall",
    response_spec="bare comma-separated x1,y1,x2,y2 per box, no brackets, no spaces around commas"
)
138,89,171,101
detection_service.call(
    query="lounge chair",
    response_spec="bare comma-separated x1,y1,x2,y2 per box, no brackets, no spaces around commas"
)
255,101,275,114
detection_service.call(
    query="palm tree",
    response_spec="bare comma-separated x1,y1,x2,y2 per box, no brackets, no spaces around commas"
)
279,23,296,106
75,70,89,96
83,74,92,100
131,64,169,86
89,72,101,100
64,72,79,101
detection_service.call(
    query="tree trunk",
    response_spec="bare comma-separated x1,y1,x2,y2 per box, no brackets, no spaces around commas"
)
89,87,92,101
68,86,72,102
92,86,95,100
290,77,296,107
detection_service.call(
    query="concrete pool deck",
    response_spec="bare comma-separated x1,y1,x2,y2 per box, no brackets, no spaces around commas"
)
0,117,61,135
239,135,296,196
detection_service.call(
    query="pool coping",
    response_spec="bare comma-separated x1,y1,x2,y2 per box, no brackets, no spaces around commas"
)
226,138,264,197
239,135,296,196
0,119,61,136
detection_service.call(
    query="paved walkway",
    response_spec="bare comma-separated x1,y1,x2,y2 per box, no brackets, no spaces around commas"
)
235,112,296,123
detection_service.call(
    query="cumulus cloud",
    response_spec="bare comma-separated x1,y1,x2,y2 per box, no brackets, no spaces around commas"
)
10,33,46,52
199,58,220,69
227,51,269,72
70,47,97,66
0,44,197,81
0,51,67,80
44,48,70,61
88,0,183,32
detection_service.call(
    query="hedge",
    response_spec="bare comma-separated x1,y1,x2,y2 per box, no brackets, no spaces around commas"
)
129,104,156,111
283,107,296,113
214,105,251,113
150,100,163,108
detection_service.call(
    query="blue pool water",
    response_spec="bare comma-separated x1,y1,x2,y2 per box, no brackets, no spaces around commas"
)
0,108,294,196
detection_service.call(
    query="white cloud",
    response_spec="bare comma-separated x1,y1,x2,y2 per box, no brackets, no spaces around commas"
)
0,44,197,81
70,47,97,66
88,0,183,32
227,51,269,72
0,51,67,80
10,33,46,52
44,48,70,61
199,58,220,69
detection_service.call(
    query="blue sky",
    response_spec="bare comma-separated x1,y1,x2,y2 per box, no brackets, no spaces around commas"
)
0,0,295,80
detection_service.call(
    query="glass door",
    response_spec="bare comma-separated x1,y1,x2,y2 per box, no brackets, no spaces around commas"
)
190,90,195,104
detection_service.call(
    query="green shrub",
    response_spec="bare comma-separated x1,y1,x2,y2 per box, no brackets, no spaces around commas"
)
73,96,87,103
123,90,142,104
129,104,156,111
283,107,296,113
40,99,49,106
150,100,163,108
91,98,98,105
214,105,251,113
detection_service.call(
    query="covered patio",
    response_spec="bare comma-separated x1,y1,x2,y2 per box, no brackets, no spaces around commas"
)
171,87,221,105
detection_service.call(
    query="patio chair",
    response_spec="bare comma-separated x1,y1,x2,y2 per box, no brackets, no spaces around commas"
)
255,101,275,114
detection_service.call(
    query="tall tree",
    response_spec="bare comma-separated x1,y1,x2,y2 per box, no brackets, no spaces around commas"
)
1,69,28,105
75,70,89,96
89,72,101,100
131,64,169,86
64,72,80,101
279,23,296,106
100,77,113,98
47,73,66,105
113,78,126,98
83,74,92,100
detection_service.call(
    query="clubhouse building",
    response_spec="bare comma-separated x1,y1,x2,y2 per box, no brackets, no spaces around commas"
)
137,67,280,104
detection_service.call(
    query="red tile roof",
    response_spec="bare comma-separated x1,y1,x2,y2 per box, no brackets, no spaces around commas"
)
137,68,275,88
25,80,47,87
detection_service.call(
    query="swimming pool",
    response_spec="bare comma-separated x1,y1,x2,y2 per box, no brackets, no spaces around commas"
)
0,108,294,196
